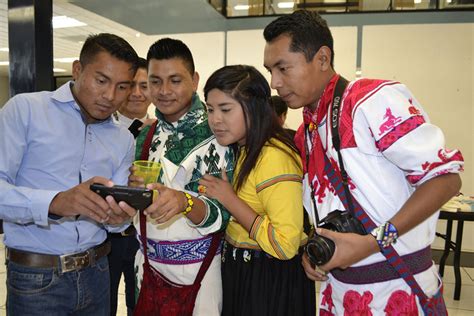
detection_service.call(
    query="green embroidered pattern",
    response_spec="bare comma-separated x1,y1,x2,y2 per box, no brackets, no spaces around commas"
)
135,94,235,231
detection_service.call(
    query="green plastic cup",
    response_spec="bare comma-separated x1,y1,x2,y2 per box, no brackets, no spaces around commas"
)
133,160,161,185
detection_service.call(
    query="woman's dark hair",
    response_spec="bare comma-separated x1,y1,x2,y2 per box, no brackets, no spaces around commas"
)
204,65,299,191
271,95,288,117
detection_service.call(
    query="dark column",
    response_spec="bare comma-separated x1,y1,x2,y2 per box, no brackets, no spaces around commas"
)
8,0,53,97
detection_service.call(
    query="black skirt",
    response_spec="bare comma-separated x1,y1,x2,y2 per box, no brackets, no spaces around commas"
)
221,242,316,316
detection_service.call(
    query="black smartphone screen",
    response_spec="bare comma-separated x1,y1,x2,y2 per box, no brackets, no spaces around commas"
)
90,183,153,210
128,119,144,138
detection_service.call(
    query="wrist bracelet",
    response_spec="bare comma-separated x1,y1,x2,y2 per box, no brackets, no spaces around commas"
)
182,192,194,215
370,221,399,249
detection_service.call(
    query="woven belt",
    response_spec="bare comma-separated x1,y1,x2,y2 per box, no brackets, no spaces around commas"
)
6,241,111,274
140,235,222,265
331,246,433,284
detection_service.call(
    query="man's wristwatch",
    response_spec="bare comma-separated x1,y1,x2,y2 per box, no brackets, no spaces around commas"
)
370,221,399,249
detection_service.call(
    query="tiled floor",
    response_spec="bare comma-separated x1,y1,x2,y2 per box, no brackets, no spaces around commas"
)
0,237,472,315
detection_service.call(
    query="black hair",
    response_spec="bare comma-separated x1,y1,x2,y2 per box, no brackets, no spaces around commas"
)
204,65,299,191
79,33,138,71
146,38,195,75
263,10,334,67
271,95,288,117
137,57,147,70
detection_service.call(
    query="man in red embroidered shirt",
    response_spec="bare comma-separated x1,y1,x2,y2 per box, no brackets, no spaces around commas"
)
263,10,463,315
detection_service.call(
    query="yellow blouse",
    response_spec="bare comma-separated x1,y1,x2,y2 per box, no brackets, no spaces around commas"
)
225,139,307,260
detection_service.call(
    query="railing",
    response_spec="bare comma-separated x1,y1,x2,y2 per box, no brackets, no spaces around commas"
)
209,0,474,17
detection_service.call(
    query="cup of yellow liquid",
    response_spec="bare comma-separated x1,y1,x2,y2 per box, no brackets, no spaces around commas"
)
133,160,161,185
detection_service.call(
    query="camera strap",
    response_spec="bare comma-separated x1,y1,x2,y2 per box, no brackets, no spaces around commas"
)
322,77,435,314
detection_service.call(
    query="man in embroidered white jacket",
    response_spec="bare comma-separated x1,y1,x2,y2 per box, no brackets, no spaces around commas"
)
130,38,232,315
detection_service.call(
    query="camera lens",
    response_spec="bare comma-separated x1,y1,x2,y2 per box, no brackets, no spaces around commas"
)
305,235,335,266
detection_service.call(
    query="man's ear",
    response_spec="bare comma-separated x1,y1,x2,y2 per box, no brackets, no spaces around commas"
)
313,46,332,72
192,71,200,92
72,60,82,80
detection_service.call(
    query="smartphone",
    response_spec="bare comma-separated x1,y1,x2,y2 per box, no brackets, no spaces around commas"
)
90,183,153,210
128,119,144,138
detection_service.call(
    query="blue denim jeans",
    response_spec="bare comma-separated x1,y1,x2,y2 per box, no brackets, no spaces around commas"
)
6,256,110,316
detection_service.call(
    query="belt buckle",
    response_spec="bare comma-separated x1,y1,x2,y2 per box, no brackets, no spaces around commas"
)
60,250,91,273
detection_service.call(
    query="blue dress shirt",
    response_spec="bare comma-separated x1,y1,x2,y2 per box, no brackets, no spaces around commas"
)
0,82,135,255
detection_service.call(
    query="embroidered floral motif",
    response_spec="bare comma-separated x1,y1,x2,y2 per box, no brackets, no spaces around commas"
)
343,290,373,316
379,108,402,136
312,175,331,203
384,290,418,316
321,283,335,314
320,309,335,316
408,106,421,116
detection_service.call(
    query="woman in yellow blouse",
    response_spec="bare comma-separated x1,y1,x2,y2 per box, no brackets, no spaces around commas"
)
199,65,315,316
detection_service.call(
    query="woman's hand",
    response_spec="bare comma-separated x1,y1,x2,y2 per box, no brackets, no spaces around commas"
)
198,169,236,205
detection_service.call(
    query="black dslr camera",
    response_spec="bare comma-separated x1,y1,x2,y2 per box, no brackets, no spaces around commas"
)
305,210,366,266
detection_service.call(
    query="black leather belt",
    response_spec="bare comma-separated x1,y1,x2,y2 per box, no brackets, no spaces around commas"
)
6,241,111,273
109,225,136,238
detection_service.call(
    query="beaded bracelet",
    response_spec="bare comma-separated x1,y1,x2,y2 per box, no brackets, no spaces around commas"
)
370,221,399,249
182,192,194,215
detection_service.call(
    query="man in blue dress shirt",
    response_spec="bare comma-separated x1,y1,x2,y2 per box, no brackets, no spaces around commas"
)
0,33,139,315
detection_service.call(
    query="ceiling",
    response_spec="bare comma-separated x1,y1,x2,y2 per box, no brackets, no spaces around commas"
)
0,0,225,76
1,1,471,77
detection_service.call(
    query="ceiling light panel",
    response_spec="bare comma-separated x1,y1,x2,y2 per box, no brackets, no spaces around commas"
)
52,15,87,29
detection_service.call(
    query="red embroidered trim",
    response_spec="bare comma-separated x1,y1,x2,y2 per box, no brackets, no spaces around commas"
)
406,150,464,185
343,290,373,316
384,290,418,316
321,283,335,314
339,80,397,149
375,115,425,152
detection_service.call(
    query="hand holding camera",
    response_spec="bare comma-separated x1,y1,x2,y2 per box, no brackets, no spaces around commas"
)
305,210,367,266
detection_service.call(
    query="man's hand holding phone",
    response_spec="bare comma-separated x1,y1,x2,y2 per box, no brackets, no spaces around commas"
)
90,183,153,211
48,176,136,224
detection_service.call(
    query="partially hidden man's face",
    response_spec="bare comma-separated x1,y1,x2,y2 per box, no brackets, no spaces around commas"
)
119,68,151,118
147,58,199,123
72,51,135,123
264,34,327,109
